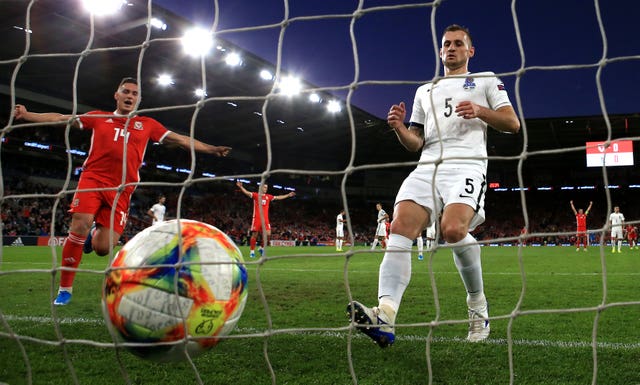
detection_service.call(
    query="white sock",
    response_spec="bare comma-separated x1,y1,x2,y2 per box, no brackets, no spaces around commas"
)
378,234,413,314
617,240,622,251
450,233,484,303
416,237,423,253
371,238,379,249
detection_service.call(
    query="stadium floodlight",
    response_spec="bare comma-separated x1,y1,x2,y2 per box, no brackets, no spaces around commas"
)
194,88,207,97
309,93,321,103
279,76,302,96
181,27,214,57
150,17,167,31
224,52,242,67
260,69,273,81
156,74,174,86
326,100,341,113
82,0,126,16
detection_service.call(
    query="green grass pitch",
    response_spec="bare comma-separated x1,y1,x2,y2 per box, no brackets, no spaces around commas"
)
1,245,639,385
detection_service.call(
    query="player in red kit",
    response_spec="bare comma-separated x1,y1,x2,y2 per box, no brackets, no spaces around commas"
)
236,181,295,258
625,224,637,250
570,200,593,252
14,77,231,305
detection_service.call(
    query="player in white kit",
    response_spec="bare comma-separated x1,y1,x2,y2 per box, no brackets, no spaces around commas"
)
609,206,625,253
347,24,520,347
336,209,346,251
371,203,389,250
148,195,166,225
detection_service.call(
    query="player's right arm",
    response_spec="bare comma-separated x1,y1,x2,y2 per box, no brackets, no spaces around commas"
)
14,105,80,128
235,181,253,198
388,101,424,152
570,200,577,215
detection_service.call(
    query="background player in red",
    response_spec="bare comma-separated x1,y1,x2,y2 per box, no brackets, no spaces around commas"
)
625,224,637,250
14,77,231,305
570,200,593,252
236,181,295,258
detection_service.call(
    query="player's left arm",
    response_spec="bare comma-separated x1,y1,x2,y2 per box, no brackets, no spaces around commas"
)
163,132,231,157
455,102,520,134
586,201,593,215
273,192,296,201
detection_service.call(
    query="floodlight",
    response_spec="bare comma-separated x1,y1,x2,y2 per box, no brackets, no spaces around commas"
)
150,17,167,31
260,69,273,81
327,100,341,113
181,27,214,57
82,0,125,16
156,74,174,86
309,93,321,103
224,52,242,66
279,76,302,96
194,88,207,97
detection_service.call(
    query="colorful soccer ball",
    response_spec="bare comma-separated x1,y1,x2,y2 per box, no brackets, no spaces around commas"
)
102,219,248,362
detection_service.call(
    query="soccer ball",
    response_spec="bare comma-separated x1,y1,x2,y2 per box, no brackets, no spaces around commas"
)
102,219,248,362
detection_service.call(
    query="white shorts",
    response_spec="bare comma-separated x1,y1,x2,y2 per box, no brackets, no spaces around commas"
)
375,222,387,237
336,226,344,237
611,227,624,240
395,166,486,231
426,222,436,239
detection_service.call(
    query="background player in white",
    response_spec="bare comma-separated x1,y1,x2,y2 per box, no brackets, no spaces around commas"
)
609,205,625,253
371,203,389,250
336,209,346,251
425,221,437,251
147,195,166,225
348,24,520,347
416,231,424,260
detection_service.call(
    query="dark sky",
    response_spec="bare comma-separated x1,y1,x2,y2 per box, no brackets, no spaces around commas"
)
155,0,639,120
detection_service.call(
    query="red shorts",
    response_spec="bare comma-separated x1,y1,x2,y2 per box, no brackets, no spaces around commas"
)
69,177,133,234
576,229,587,237
251,218,271,233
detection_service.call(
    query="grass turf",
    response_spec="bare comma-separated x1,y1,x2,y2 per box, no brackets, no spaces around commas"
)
1,245,639,384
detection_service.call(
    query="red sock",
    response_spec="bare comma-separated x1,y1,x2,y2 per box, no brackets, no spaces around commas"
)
250,237,257,251
59,232,85,288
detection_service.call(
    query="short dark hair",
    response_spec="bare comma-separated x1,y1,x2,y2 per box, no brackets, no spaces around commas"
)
443,24,472,46
118,77,138,88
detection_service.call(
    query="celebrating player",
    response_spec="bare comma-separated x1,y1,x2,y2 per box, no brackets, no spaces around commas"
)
347,24,520,346
570,200,592,252
236,181,295,258
336,209,346,251
148,194,167,225
625,224,637,250
609,206,625,253
13,77,232,306
370,203,389,250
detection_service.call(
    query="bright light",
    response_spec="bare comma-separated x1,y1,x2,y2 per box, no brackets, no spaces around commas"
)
309,93,321,103
150,17,167,31
279,76,302,96
260,69,273,81
181,27,214,57
194,88,207,97
156,74,174,86
82,0,125,16
327,100,341,113
224,52,242,66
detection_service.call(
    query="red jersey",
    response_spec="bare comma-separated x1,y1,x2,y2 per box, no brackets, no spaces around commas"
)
575,213,587,231
78,111,169,186
626,225,637,240
251,192,275,230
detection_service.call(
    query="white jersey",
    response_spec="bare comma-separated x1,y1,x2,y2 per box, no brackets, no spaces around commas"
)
609,212,624,229
410,72,513,170
375,209,388,237
150,203,166,224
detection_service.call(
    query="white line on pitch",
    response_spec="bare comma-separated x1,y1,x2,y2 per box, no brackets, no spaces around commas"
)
3,315,639,351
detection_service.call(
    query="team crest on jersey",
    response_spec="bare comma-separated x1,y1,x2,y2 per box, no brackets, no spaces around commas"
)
72,198,80,207
463,77,476,90
133,121,143,130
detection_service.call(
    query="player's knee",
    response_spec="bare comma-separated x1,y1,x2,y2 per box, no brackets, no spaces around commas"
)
440,222,466,244
390,219,421,240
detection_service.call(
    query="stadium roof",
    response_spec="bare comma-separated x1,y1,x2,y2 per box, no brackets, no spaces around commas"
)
1,1,639,197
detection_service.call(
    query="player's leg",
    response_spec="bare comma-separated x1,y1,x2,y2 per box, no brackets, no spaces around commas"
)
55,212,94,305
348,200,428,348
416,236,423,260
259,228,271,256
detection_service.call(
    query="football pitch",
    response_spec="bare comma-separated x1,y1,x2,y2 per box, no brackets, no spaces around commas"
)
1,245,639,385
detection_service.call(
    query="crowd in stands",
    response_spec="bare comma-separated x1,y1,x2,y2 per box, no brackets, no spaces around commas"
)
4,171,639,247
